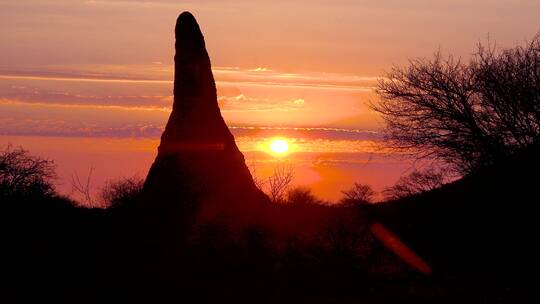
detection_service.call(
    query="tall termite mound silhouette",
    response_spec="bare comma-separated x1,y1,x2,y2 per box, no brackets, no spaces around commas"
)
143,12,268,224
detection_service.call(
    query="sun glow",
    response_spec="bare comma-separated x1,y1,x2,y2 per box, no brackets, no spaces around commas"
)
269,138,289,155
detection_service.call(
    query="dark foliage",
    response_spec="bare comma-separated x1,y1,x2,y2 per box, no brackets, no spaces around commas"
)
383,168,446,200
340,182,375,206
373,35,540,173
100,176,144,208
369,143,540,303
286,186,322,205
1,144,539,303
0,145,56,199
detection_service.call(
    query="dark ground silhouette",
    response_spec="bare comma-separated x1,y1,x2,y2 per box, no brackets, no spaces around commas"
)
1,11,539,303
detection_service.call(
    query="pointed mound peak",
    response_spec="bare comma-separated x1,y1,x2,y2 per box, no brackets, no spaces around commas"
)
175,12,206,57
176,11,198,29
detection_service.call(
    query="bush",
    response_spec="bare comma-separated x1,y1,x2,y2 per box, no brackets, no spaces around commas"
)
0,145,56,198
100,176,144,208
383,168,446,200
286,187,320,205
340,183,375,206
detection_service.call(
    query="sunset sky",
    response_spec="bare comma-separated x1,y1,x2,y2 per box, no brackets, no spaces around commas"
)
1,0,539,202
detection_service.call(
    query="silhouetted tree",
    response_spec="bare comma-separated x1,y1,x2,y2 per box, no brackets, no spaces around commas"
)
70,167,97,206
286,187,320,205
0,145,56,198
267,164,294,203
383,168,446,200
100,176,144,208
373,34,540,173
340,183,375,206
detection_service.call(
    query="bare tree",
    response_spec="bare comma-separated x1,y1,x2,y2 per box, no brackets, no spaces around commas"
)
267,163,294,203
0,144,56,197
383,168,447,200
71,167,97,206
373,34,540,173
340,183,375,206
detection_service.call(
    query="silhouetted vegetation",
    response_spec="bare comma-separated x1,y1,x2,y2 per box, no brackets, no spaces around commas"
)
0,144,56,199
100,176,144,208
340,182,376,206
2,139,539,303
286,186,324,205
267,163,295,203
373,34,540,173
70,166,97,206
383,168,447,200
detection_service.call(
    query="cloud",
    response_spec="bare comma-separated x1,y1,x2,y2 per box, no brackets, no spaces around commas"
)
218,94,306,112
228,126,381,141
0,116,164,138
0,98,380,140
1,84,173,108
0,65,378,91
249,67,269,72
0,65,382,137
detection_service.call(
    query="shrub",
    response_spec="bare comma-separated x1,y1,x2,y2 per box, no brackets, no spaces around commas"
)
100,176,144,208
286,187,320,205
383,168,446,200
340,183,375,206
0,145,56,198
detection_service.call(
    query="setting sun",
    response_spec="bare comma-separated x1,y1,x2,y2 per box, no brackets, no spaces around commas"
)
269,138,289,155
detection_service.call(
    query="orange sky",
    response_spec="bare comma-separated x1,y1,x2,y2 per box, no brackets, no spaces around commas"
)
1,1,539,201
